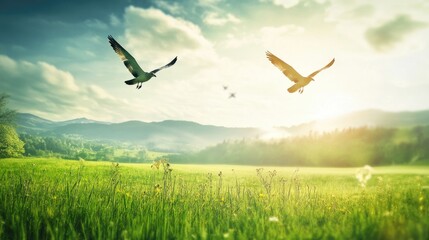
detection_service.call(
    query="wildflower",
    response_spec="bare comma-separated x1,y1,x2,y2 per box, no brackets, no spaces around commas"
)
269,216,279,222
269,170,277,177
151,161,160,169
154,184,162,194
259,193,265,199
355,165,373,187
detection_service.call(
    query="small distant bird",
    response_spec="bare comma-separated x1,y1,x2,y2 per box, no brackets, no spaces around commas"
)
223,85,228,90
229,93,236,98
108,35,177,89
266,51,334,94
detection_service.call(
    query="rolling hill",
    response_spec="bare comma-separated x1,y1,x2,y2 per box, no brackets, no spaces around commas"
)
16,113,260,151
15,109,429,151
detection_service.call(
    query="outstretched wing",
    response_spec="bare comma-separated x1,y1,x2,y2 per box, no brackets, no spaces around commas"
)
108,35,145,77
266,51,303,83
307,58,335,78
150,57,177,74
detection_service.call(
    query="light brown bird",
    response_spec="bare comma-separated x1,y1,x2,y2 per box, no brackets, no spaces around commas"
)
266,51,335,94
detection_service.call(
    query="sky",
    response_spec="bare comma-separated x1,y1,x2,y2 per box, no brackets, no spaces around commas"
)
1,0,428,128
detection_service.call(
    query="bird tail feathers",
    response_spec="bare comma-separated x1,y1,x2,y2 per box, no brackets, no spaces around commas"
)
287,84,301,93
124,79,137,85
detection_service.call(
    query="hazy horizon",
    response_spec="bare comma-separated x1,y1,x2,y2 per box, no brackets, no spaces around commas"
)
1,0,429,128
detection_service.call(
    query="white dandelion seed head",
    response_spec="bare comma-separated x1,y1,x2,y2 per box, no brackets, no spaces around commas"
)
356,165,374,187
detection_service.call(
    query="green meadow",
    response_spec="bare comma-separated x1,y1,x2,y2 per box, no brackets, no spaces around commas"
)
1,158,428,239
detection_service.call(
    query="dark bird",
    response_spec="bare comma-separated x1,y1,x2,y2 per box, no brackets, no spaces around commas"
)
266,51,334,94
108,35,177,89
229,93,236,98
223,85,228,90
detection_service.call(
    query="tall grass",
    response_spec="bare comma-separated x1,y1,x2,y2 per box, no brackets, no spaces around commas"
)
0,158,428,239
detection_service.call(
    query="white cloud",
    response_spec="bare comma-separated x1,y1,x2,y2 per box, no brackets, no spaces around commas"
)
110,14,121,26
197,0,222,8
123,6,218,66
222,24,306,51
261,0,300,8
203,12,241,26
40,62,80,92
0,55,128,121
84,19,108,29
154,0,184,15
260,25,305,36
0,55,18,75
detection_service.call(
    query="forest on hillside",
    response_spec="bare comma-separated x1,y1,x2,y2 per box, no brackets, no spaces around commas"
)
170,126,429,167
7,123,429,167
18,134,152,163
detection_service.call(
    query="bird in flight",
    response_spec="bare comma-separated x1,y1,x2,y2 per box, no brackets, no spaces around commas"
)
229,93,236,98
108,35,177,89
266,51,334,94
223,85,228,90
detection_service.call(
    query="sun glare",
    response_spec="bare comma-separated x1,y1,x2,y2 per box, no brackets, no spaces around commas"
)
258,127,290,141
311,95,355,121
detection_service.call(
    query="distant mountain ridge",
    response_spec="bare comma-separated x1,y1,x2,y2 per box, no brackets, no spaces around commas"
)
15,109,429,151
15,113,55,132
15,113,106,133
15,113,261,151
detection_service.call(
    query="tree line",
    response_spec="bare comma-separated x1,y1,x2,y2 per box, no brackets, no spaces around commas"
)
170,126,429,167
18,134,151,162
